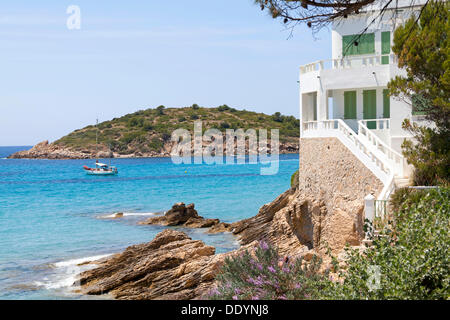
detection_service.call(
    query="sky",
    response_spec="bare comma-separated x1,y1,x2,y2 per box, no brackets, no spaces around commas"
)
0,0,330,146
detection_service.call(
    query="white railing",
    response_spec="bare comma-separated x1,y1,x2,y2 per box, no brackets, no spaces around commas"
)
359,118,390,130
300,54,397,74
302,119,393,179
357,120,407,177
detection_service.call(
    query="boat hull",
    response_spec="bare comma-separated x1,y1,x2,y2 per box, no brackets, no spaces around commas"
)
84,169,118,176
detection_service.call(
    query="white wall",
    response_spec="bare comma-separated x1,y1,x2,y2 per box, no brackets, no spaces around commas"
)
301,92,317,122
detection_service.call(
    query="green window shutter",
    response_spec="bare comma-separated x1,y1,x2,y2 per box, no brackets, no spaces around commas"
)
342,33,375,56
381,32,390,64
381,32,390,54
383,89,390,118
363,90,377,129
342,35,356,56
360,33,375,54
344,91,357,119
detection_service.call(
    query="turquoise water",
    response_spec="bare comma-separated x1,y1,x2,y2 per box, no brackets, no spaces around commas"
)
0,146,298,299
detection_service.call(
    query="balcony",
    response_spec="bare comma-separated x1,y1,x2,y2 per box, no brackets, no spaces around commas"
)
300,54,398,74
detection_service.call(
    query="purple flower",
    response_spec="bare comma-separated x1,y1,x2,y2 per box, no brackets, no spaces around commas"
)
251,296,260,300
256,263,263,271
294,283,302,289
278,295,287,300
259,241,269,250
282,267,290,273
234,288,241,295
268,266,276,273
209,288,220,296
232,295,238,300
247,277,264,286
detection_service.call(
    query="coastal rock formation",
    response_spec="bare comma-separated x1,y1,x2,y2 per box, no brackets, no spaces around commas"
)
8,140,298,159
8,141,91,160
229,188,307,256
230,137,383,255
78,229,242,300
7,106,300,159
140,203,225,229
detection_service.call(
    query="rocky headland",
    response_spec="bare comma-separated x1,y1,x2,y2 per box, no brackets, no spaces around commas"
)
75,137,383,300
8,106,300,159
8,139,299,159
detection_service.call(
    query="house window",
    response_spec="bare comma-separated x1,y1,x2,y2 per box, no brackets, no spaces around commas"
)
412,94,428,115
342,33,375,56
381,32,391,64
383,89,390,118
344,91,357,119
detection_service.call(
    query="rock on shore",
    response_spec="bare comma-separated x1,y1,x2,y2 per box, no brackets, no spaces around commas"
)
78,229,241,300
8,140,298,159
140,202,230,230
8,141,92,159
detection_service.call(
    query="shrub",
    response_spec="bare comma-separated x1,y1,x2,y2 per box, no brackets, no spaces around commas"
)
191,104,200,110
272,112,283,122
218,104,231,112
156,105,165,115
142,121,154,131
149,137,163,151
161,132,171,142
220,122,230,129
120,131,143,144
389,187,412,212
208,241,330,300
401,120,449,185
330,188,449,299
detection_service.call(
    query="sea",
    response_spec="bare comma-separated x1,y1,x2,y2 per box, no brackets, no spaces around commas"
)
0,146,299,299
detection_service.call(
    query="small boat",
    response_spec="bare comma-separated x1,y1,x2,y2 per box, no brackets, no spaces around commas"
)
84,161,118,175
83,118,118,175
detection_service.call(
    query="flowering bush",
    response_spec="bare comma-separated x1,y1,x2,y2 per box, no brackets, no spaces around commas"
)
208,241,331,300
209,188,449,300
330,188,450,299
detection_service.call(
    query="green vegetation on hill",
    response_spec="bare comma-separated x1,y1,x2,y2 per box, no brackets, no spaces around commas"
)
55,104,300,155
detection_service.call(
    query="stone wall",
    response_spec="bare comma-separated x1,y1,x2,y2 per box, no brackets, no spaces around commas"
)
297,137,383,252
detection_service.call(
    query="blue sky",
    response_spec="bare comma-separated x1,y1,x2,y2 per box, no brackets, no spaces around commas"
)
0,0,330,146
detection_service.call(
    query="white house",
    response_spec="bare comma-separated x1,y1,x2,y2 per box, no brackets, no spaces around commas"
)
299,0,430,203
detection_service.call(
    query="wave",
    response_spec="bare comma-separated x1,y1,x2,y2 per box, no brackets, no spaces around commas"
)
52,254,112,268
98,212,159,219
34,254,113,290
